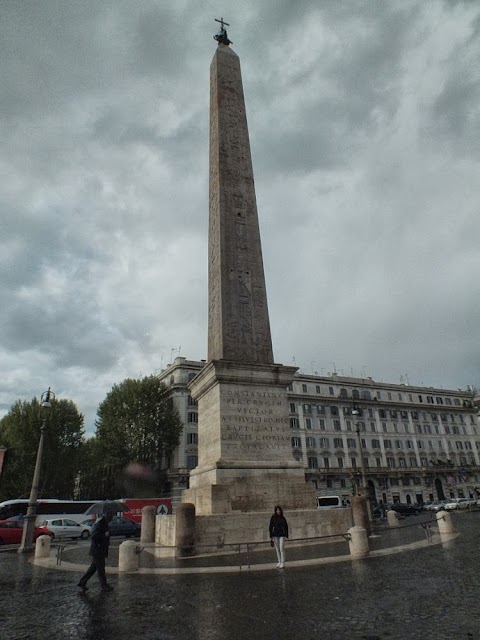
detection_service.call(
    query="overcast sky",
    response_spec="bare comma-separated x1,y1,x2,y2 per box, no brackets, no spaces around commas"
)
1,0,479,435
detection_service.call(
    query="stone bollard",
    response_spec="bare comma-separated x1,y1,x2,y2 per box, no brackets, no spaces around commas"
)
118,540,142,572
176,503,195,558
34,535,52,559
436,510,457,536
348,526,369,559
351,496,371,536
387,510,400,528
140,506,156,544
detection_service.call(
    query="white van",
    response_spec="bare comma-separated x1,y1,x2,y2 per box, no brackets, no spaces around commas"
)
316,495,344,509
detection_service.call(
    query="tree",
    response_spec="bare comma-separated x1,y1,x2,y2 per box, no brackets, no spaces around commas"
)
93,376,182,497
0,396,85,501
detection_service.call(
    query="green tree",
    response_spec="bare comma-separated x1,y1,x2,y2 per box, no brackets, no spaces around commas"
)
0,396,85,501
94,376,182,497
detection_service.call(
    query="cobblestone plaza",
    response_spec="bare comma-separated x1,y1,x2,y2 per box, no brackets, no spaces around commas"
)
1,512,479,640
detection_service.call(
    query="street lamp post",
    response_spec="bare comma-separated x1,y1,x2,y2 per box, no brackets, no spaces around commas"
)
352,408,368,498
18,388,54,554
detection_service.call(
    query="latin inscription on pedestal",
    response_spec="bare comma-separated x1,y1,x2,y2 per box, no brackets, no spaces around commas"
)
219,387,292,461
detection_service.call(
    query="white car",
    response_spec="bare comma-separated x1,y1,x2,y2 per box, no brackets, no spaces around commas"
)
444,498,474,511
37,518,91,540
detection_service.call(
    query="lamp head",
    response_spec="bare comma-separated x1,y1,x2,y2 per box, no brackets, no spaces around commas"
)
41,387,55,408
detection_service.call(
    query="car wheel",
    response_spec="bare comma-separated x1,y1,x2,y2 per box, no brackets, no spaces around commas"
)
80,530,90,540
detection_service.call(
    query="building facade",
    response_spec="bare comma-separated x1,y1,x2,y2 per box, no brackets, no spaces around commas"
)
158,357,479,507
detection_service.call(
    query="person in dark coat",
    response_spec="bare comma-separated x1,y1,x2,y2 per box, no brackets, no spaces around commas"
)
269,505,289,569
78,513,114,592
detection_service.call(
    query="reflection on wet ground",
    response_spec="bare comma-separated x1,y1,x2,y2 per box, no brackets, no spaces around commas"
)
2,511,480,640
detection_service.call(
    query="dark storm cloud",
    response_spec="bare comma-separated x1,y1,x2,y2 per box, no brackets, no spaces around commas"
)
0,0,479,433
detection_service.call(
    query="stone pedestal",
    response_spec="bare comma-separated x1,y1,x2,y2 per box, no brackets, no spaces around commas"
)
351,496,370,536
140,506,156,544
436,510,456,535
183,360,316,515
34,535,51,559
348,526,369,559
118,540,142,572
387,510,400,528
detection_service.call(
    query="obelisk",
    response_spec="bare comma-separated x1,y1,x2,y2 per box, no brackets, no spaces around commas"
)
183,22,315,517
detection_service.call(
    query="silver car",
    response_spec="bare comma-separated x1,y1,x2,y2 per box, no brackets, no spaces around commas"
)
37,518,91,540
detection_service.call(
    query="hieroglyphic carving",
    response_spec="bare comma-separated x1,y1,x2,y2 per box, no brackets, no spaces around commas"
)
208,46,274,364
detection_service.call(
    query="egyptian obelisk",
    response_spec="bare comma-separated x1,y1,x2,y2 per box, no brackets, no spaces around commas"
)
182,21,316,519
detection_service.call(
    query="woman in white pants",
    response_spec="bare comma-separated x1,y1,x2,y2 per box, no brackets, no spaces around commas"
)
269,505,289,568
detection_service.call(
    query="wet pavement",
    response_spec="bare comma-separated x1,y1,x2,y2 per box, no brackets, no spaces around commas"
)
1,511,480,640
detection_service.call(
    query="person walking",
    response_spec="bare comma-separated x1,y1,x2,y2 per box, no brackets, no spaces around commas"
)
269,505,289,569
78,512,114,592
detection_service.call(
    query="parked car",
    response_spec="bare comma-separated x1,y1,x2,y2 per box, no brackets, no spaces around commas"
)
0,519,53,545
108,516,141,538
36,518,91,540
389,503,422,516
444,498,475,511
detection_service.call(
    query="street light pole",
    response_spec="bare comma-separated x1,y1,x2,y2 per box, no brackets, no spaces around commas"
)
352,408,368,497
18,388,54,554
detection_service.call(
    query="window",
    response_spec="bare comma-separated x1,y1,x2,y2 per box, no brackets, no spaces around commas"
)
339,388,348,398
398,393,403,401
445,397,452,405
333,438,344,449
187,455,198,470
427,396,434,404
417,440,423,449
401,476,410,484
351,458,357,468
290,418,299,429
326,478,332,487
455,441,464,450
319,419,326,430
362,390,372,400
340,479,346,488
411,411,419,420
188,412,198,423
308,457,318,469
406,440,413,449
188,373,196,382
302,384,308,393
410,458,417,468
334,420,341,431
382,423,388,433
388,392,392,400
303,404,312,414
352,389,360,400
330,406,339,416
316,385,321,394
376,458,382,468
305,418,312,429
384,439,392,449
400,411,408,419
390,410,397,419
187,395,198,406
444,425,451,435
329,387,334,396
379,409,387,419
347,438,356,448
387,457,395,468
454,399,460,406
319,437,330,448
323,458,330,469
288,383,293,391
187,433,198,445
370,422,376,432
337,457,344,468
289,403,296,413
306,437,316,448
420,457,428,467
317,405,325,415
436,397,443,405
395,440,403,449
372,439,381,449
403,423,410,433
346,420,352,431
291,437,301,448
377,391,382,399
418,395,423,403
398,458,406,468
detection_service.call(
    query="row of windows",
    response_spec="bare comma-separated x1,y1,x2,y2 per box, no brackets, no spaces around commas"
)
290,417,474,437
293,435,476,451
291,383,467,407
290,403,472,424
305,454,475,470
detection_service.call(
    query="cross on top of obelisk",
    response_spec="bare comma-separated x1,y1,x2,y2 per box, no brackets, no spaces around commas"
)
214,17,232,46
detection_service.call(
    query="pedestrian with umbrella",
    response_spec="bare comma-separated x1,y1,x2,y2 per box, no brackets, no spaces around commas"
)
77,501,126,593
